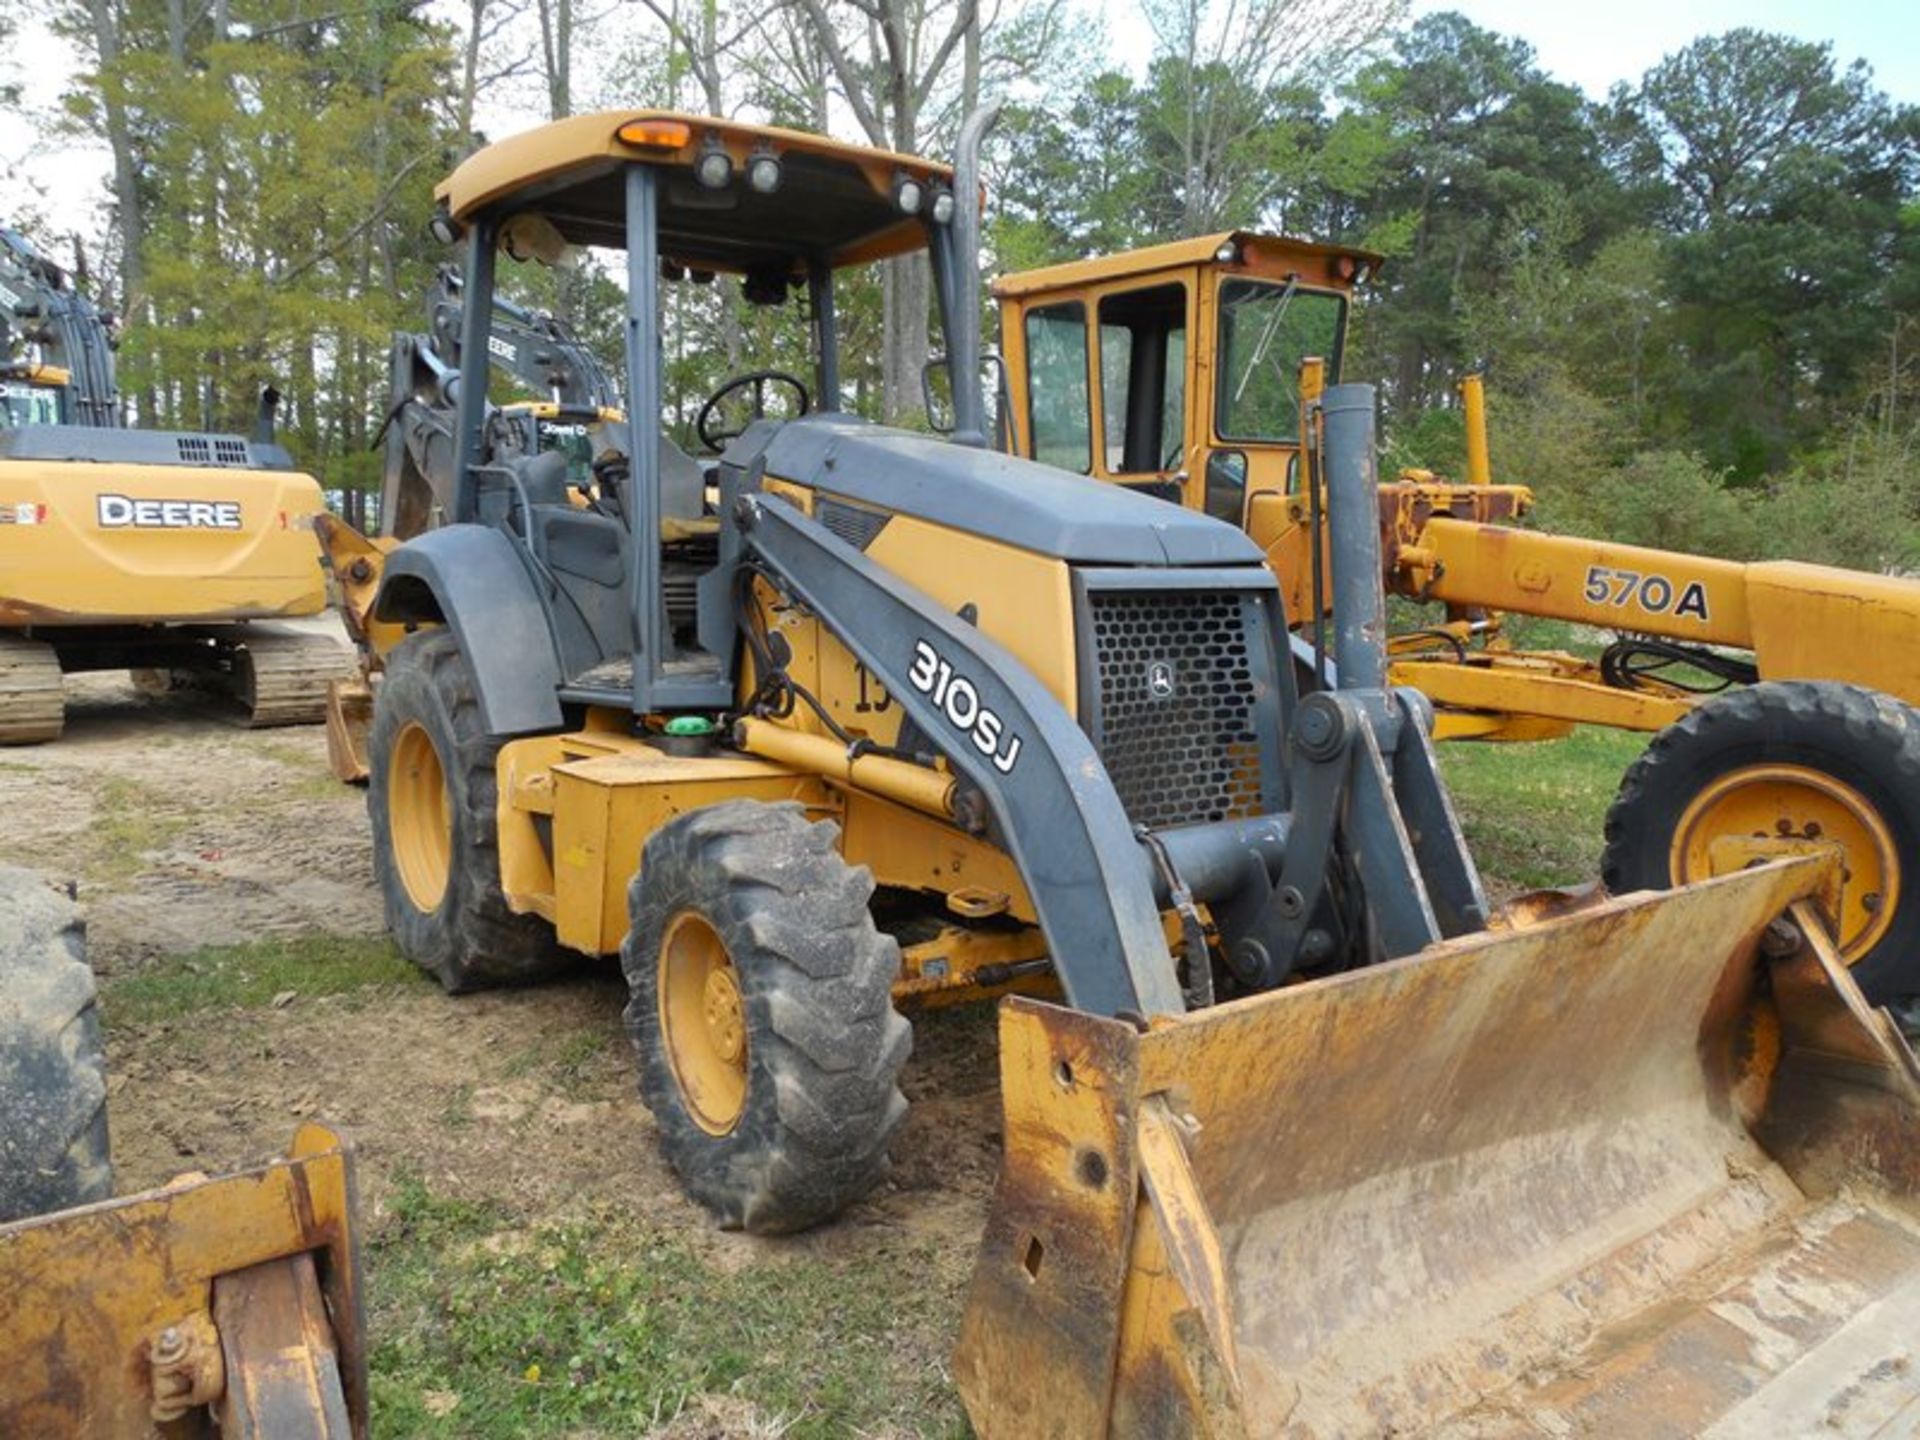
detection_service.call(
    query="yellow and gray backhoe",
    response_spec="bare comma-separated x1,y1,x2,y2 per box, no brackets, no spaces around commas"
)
0,227,350,742
342,110,1920,1435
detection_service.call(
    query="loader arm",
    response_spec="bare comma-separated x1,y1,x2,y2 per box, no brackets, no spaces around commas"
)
739,488,1185,1018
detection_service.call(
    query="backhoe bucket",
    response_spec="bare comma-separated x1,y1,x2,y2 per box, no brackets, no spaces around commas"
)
955,858,1920,1437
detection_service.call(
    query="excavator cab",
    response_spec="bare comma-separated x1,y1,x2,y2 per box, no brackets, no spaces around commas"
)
343,111,1920,1436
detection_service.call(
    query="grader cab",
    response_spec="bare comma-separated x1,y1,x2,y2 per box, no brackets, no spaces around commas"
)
333,111,1920,1434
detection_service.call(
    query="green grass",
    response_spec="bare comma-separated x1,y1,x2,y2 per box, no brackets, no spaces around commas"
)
91,776,193,880
1438,725,1650,892
366,1177,969,1438
103,933,424,1029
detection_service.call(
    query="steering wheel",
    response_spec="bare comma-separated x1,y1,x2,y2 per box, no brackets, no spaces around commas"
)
696,369,811,451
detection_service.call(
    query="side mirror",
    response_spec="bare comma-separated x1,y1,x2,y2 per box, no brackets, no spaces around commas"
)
1203,450,1249,524
923,352,1007,443
922,354,955,434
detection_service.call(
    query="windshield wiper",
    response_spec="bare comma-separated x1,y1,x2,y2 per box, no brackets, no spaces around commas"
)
1231,275,1300,409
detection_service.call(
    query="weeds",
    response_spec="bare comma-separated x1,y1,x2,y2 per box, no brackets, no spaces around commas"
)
103,933,422,1028
366,1176,969,1438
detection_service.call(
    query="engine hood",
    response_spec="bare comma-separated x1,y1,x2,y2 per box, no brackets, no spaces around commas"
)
754,415,1264,567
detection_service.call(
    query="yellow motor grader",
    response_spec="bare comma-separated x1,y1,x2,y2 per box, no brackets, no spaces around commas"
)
0,227,349,742
335,109,1920,1435
990,231,1920,1020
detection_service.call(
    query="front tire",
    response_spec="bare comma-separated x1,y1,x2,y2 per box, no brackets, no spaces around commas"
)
621,801,910,1234
0,867,111,1222
367,630,565,992
1603,681,1920,1006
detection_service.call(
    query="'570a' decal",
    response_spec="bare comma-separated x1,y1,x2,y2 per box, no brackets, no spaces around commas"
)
906,640,1023,774
1582,565,1710,623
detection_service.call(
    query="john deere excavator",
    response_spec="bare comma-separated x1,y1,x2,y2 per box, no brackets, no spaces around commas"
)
332,109,1920,1435
991,231,1920,1020
0,226,350,742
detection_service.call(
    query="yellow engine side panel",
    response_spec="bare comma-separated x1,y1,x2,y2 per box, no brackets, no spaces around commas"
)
498,726,1040,955
0,458,329,625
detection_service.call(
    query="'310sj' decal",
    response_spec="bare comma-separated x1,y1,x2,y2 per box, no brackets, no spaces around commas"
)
1582,565,1710,622
906,640,1023,774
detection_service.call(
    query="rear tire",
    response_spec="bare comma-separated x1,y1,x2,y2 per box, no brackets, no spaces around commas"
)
367,630,566,992
1603,681,1920,1007
0,867,111,1222
621,801,910,1234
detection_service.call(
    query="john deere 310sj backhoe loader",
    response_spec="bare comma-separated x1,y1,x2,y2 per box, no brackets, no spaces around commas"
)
0,227,350,741
343,110,1920,1435
992,232,1920,1027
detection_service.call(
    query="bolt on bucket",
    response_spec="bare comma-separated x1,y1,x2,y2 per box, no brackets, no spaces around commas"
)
955,857,1920,1438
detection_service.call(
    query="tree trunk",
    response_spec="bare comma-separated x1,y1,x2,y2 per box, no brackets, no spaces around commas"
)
86,0,150,423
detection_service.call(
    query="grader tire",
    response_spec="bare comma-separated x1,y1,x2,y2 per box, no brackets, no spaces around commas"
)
0,867,110,1223
1603,680,1920,1008
622,801,910,1234
367,630,566,993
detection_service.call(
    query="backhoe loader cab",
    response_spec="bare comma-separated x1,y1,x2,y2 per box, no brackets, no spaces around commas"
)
360,113,1920,1435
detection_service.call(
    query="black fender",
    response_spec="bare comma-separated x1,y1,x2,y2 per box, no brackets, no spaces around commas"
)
372,524,566,736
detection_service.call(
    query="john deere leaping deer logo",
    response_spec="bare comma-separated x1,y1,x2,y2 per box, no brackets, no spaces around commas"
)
1148,661,1177,699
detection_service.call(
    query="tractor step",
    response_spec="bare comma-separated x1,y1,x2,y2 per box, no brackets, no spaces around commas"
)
0,637,64,744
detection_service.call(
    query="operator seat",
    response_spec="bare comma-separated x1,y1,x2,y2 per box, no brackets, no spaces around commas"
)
591,422,716,537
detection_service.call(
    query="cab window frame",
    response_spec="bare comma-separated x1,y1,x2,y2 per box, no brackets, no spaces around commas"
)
1022,299,1094,475
1094,280,1190,477
1212,276,1347,446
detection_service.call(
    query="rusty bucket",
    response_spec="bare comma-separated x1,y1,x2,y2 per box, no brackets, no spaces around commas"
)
956,858,1920,1437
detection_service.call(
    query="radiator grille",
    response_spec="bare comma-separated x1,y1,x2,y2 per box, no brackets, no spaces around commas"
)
1087,589,1266,831
175,436,253,467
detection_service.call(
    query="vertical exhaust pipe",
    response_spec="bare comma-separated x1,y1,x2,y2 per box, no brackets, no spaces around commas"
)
1321,383,1388,693
947,102,1003,450
253,384,282,445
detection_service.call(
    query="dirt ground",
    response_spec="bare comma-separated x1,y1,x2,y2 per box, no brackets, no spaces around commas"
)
0,637,1007,1282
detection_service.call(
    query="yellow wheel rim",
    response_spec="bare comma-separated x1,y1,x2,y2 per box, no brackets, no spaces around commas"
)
659,911,749,1135
389,720,453,912
1671,763,1899,961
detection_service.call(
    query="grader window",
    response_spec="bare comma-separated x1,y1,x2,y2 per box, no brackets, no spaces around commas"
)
1216,279,1344,443
1098,283,1188,474
1024,301,1092,473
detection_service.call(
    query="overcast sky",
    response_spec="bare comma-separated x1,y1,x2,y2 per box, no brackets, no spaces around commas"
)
9,0,1917,243
1414,0,1918,103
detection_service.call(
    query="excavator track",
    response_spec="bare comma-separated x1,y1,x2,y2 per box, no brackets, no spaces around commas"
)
232,628,356,728
0,637,65,744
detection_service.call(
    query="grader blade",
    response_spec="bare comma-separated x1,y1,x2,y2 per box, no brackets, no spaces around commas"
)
956,858,1920,1438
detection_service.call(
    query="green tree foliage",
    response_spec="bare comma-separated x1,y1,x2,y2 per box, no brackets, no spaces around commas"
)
18,0,1918,567
51,0,454,492
1630,29,1919,475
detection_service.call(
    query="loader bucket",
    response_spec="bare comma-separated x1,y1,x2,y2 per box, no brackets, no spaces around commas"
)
955,858,1920,1438
0,1124,367,1438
